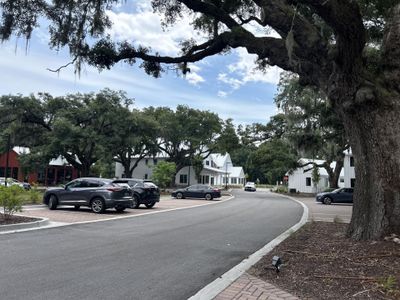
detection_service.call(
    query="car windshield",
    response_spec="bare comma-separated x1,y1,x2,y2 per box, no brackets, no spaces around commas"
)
332,188,343,193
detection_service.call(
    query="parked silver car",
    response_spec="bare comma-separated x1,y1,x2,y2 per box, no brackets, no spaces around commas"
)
0,177,31,190
43,178,133,213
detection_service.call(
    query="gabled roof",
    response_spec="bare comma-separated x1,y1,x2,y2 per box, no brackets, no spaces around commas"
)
12,146,30,155
296,158,344,177
228,166,244,177
209,153,230,168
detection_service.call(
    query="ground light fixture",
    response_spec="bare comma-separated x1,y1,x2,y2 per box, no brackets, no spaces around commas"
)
272,256,282,273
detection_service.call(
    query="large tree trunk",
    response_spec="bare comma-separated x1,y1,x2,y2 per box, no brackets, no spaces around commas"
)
330,4,400,240
343,99,400,240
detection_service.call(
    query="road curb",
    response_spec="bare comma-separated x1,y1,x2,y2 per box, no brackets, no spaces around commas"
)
189,193,309,300
0,216,49,233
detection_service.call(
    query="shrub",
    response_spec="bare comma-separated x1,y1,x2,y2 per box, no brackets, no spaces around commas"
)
0,185,24,220
151,161,176,189
28,183,42,204
274,186,288,193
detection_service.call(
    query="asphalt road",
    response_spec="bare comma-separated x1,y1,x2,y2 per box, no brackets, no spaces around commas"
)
0,190,303,300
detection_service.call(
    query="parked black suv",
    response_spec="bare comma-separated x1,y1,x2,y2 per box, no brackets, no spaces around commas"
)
112,178,160,208
43,178,134,213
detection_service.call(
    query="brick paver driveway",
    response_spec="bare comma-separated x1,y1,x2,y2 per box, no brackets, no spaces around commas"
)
20,195,232,224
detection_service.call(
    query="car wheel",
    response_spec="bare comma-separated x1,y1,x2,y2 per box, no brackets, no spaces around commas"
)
176,192,184,199
205,193,213,201
91,198,106,213
132,195,140,208
323,196,332,205
48,195,58,210
145,201,155,209
115,207,126,212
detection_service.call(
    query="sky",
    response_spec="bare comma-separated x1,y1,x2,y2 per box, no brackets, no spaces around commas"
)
0,1,282,125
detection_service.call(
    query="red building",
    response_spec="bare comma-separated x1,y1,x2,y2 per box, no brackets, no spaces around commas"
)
0,147,79,186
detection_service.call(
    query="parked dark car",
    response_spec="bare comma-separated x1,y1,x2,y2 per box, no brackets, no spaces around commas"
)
43,177,133,213
171,184,221,200
316,188,354,205
112,178,160,208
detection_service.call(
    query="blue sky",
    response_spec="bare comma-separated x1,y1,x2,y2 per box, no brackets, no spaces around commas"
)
0,1,281,125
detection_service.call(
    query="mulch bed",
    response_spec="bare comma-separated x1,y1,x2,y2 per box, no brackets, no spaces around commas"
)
249,222,400,300
0,213,40,225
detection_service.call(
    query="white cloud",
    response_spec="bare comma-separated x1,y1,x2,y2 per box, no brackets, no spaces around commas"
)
185,72,205,86
106,6,202,56
218,91,228,98
217,73,242,90
217,48,282,92
228,48,281,85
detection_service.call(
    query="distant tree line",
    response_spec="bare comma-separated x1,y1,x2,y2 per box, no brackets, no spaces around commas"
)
0,84,344,186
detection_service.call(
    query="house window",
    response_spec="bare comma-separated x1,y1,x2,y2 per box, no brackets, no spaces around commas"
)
231,177,237,184
351,178,356,187
206,161,210,166
144,174,148,179
340,178,344,183
201,175,210,184
180,174,188,184
145,159,149,165
350,156,354,167
0,167,4,177
306,177,311,186
153,158,158,165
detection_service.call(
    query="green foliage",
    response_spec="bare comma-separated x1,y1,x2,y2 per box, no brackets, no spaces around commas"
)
192,156,204,181
27,183,41,204
250,140,298,185
0,185,24,220
312,164,320,186
378,275,398,295
274,186,288,193
275,72,347,188
110,109,158,177
143,105,222,173
215,119,240,154
151,161,176,189
90,159,115,178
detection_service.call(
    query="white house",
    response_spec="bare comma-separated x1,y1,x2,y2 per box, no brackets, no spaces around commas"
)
114,152,245,187
287,158,345,193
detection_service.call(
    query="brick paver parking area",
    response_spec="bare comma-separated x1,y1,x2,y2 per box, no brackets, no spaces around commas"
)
20,195,231,224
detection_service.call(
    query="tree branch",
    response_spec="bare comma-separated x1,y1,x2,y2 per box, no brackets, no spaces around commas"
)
293,0,366,69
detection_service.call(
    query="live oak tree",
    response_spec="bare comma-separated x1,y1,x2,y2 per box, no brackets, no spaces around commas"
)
275,72,348,189
143,105,222,176
1,0,399,239
109,109,159,178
